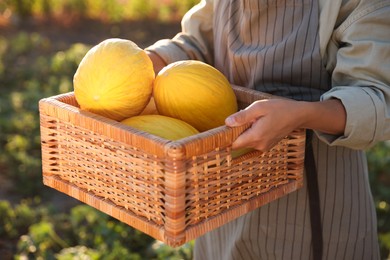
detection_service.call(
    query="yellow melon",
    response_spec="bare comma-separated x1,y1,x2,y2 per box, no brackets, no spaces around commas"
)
73,38,154,121
121,114,199,141
153,60,238,132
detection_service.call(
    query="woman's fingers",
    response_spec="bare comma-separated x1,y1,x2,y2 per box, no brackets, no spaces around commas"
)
227,99,302,151
225,100,267,127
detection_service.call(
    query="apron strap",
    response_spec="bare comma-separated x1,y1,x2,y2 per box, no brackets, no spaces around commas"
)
305,130,323,260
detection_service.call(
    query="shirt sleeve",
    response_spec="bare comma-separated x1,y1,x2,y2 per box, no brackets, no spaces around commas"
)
315,0,390,150
145,0,214,65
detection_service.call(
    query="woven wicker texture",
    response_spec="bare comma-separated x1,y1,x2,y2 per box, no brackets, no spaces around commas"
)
39,85,305,247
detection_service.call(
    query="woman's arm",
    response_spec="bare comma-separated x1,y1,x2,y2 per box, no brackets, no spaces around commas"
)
228,0,390,152
316,0,390,149
146,51,166,75
145,0,214,66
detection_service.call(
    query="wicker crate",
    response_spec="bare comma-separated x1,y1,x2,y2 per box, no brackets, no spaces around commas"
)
39,85,305,247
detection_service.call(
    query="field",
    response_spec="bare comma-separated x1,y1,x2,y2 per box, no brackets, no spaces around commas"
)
0,1,389,259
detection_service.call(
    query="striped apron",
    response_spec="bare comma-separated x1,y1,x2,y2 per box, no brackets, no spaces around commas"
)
194,0,380,259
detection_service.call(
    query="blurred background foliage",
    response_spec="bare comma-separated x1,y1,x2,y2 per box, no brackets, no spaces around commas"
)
0,0,199,22
0,0,389,259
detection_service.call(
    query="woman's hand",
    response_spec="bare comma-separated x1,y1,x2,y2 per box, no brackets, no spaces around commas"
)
225,98,346,152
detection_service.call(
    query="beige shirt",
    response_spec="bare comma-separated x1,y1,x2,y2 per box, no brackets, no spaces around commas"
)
146,0,389,259
146,0,390,150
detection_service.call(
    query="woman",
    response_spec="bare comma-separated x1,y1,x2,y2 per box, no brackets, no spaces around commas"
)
145,0,390,259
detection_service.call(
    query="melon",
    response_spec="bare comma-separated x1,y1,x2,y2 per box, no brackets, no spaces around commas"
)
73,38,154,121
121,114,199,141
153,60,238,132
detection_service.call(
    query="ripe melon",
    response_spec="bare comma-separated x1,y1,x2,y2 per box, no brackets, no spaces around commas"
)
73,38,154,121
121,114,199,141
153,60,238,132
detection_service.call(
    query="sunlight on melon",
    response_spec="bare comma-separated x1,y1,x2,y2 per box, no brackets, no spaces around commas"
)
121,114,199,140
153,60,238,132
73,38,154,121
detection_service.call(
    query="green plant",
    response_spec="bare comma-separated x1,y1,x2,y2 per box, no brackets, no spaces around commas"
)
2,200,192,259
151,240,194,260
367,141,390,258
6,0,36,18
124,0,155,20
0,33,89,196
4,0,197,23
